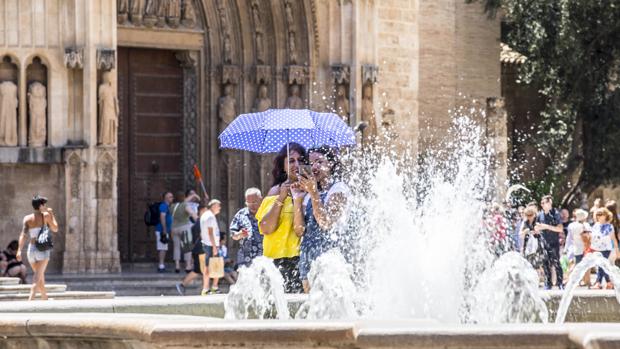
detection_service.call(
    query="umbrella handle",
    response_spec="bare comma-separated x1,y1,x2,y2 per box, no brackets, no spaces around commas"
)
286,130,290,181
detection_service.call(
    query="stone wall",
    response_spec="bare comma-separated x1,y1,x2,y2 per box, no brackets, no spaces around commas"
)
0,163,65,273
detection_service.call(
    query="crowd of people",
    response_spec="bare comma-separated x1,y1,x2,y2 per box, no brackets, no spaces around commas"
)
493,196,619,290
154,142,350,295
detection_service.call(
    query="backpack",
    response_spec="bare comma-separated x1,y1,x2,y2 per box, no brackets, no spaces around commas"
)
144,202,161,226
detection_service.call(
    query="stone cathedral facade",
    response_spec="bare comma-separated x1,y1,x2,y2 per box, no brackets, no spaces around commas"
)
0,0,502,273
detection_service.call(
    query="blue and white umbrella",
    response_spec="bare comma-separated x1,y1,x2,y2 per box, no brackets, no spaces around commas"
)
218,108,356,153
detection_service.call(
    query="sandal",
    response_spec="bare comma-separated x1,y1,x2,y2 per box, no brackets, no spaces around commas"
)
591,282,603,290
606,283,614,290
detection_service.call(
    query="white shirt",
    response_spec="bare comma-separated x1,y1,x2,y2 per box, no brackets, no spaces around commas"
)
200,210,220,247
567,221,589,256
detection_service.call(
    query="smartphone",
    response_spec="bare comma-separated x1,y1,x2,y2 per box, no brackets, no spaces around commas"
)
298,164,313,177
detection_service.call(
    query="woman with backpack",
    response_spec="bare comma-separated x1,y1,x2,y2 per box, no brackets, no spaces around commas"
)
521,205,545,271
16,195,58,300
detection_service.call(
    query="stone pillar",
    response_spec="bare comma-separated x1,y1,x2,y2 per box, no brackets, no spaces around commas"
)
486,97,509,202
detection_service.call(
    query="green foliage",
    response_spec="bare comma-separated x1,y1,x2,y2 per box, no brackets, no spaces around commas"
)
468,0,620,193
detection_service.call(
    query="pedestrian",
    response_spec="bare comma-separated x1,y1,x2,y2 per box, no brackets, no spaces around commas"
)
175,204,207,296
297,146,350,293
155,191,174,273
560,208,570,246
565,209,591,286
230,188,263,268
257,142,307,293
591,207,618,289
0,240,27,283
521,206,544,269
201,199,222,295
535,195,564,289
513,206,526,252
604,200,620,267
16,195,59,300
171,190,201,273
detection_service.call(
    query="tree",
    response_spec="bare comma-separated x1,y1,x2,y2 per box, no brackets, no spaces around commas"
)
467,0,620,206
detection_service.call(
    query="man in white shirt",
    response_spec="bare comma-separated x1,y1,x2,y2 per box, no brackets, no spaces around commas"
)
200,199,222,295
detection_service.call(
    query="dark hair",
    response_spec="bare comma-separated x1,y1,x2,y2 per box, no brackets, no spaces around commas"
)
541,195,553,204
161,191,172,200
271,142,307,187
185,189,196,197
197,203,207,212
605,200,619,236
31,195,48,210
175,191,185,203
7,240,18,250
308,146,342,181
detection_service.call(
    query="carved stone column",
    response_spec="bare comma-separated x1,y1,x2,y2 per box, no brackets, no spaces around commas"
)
220,65,241,220
176,51,199,190
486,97,509,201
285,65,308,109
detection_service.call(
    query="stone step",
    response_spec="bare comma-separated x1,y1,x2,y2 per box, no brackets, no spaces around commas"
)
0,284,66,294
0,277,20,285
0,291,115,301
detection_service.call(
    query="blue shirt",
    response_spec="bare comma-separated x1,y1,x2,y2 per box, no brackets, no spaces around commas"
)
229,207,263,266
301,191,336,254
155,202,172,233
536,209,561,247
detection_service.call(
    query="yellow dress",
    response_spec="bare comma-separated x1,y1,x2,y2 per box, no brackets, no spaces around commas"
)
256,196,300,259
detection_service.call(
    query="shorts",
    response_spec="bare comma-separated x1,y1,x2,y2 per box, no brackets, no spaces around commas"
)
192,253,204,274
155,231,168,251
202,244,218,259
27,244,50,265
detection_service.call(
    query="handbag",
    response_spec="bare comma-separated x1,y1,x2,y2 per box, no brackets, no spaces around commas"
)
35,224,53,252
207,256,225,278
180,228,193,254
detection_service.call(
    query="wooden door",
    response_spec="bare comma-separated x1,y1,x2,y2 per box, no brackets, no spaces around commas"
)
118,47,184,262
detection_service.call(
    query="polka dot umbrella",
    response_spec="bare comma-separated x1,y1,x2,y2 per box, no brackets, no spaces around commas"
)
219,108,356,173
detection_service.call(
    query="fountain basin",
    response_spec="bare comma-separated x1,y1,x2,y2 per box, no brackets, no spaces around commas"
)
0,291,618,322
1,313,620,349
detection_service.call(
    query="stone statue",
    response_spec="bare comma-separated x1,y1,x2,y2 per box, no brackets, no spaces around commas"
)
28,82,47,147
223,34,232,64
156,0,167,27
129,0,143,25
98,72,119,146
285,84,303,109
285,1,294,27
334,84,349,122
288,32,298,64
0,81,18,147
118,0,129,24
218,83,236,134
181,0,197,28
254,84,271,112
361,83,377,143
252,3,265,64
143,0,158,26
167,0,181,28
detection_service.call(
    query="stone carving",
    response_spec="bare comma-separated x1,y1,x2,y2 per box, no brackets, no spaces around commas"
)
181,0,197,28
254,84,271,112
221,65,241,85
286,83,304,109
129,0,143,25
27,82,47,147
251,0,266,64
64,47,83,69
68,153,81,198
334,84,349,122
286,65,307,85
362,64,379,84
284,0,298,64
0,81,18,147
98,72,119,146
218,83,236,134
143,0,158,27
255,65,271,85
331,64,350,84
97,153,114,200
175,51,198,68
118,0,129,24
361,83,377,143
166,0,181,28
96,49,116,71
181,61,198,189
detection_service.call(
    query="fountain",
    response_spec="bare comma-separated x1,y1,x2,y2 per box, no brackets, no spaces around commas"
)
555,252,620,323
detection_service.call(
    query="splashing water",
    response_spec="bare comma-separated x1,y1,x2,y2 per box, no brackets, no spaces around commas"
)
224,256,289,320
470,252,548,324
295,250,358,320
555,253,620,324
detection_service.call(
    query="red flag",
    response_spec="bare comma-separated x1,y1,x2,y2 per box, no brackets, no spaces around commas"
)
193,164,202,181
